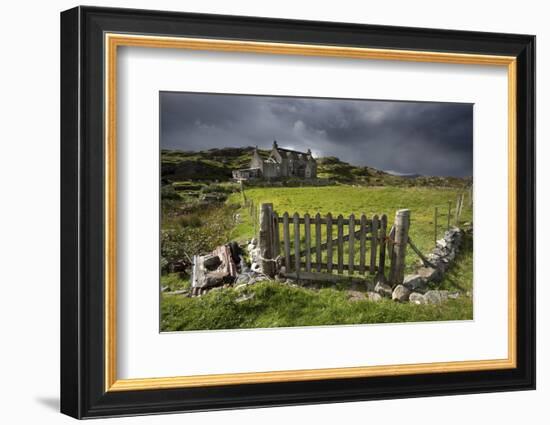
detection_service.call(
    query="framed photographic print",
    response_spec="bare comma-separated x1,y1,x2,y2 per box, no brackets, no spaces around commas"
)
60,6,535,419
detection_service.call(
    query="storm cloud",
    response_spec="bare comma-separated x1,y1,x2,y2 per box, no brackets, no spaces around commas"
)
160,92,473,177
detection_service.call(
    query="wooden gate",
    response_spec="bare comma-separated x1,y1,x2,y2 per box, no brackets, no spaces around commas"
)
258,203,410,285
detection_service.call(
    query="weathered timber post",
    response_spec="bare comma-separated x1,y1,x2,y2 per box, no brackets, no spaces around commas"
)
434,207,438,246
240,180,246,204
468,185,473,208
455,194,461,226
253,204,258,237
259,203,275,277
447,201,452,230
388,209,410,285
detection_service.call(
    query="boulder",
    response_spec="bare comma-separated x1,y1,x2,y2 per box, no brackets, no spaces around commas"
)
417,266,441,283
347,290,367,302
424,290,449,304
392,285,411,302
436,238,449,249
403,274,427,292
235,272,252,285
375,281,393,298
409,292,426,305
367,292,383,302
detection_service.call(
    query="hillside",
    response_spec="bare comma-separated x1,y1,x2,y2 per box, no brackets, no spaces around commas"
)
161,147,471,188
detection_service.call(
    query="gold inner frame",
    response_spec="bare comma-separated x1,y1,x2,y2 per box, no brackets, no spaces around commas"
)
104,33,517,392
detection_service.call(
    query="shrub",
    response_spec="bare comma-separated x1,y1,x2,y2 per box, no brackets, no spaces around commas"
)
161,185,181,200
177,214,202,228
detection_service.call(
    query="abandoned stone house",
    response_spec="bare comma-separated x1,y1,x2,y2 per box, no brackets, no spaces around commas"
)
232,141,317,181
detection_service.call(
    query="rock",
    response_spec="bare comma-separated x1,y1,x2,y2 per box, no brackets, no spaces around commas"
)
403,274,427,292
392,284,411,302
235,293,255,303
409,292,426,304
203,271,227,288
367,292,383,302
161,285,170,292
250,262,261,272
235,273,252,284
375,281,393,298
448,291,460,299
347,290,367,302
203,254,222,271
433,247,448,257
417,266,441,283
424,290,449,304
436,238,449,249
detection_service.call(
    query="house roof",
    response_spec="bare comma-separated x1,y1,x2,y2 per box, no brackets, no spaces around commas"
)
271,144,315,162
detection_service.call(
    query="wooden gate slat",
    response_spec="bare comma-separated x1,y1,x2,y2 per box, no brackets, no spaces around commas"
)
315,213,322,272
304,213,311,272
359,214,367,274
337,215,344,274
293,213,301,275
283,212,291,271
370,215,379,275
326,213,333,273
349,214,355,275
378,214,387,280
272,211,280,259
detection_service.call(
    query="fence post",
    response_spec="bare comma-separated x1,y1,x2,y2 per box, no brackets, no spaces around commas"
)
388,209,410,285
434,207,438,246
259,203,275,277
447,201,452,230
459,192,465,220
240,180,246,204
455,194,461,226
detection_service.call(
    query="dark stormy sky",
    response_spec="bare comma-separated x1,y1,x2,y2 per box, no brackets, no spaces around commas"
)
160,92,473,177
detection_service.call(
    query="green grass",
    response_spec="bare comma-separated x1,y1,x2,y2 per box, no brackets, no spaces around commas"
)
230,185,472,273
162,285,471,331
161,283,472,331
160,232,473,332
161,273,191,292
160,184,473,331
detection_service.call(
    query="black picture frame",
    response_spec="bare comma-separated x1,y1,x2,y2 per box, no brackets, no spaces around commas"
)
60,5,535,419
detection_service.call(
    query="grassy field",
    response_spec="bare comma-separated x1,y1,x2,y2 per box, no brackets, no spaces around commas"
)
229,185,472,274
161,232,473,331
160,185,473,331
